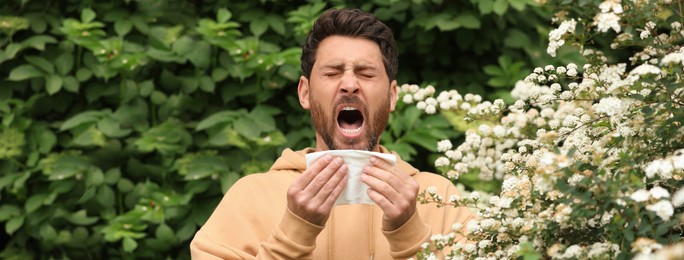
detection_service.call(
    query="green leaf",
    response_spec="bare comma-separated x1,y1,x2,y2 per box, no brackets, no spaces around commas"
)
510,0,528,10
196,110,245,131
504,28,531,48
123,236,138,252
66,210,98,225
150,91,167,105
97,116,132,138
8,64,44,81
211,67,229,82
455,12,480,29
97,185,116,207
21,35,57,51
250,19,269,37
478,0,494,14
199,76,215,93
266,15,286,35
217,8,232,23
483,65,503,76
45,74,64,95
114,19,133,36
76,68,92,82
6,216,24,235
24,56,55,74
60,111,104,131
188,41,211,68
139,80,154,97
86,168,104,187
63,76,79,93
40,224,58,242
25,193,47,213
155,223,175,242
55,53,74,75
493,0,509,15
81,8,96,23
233,117,261,138
0,205,21,221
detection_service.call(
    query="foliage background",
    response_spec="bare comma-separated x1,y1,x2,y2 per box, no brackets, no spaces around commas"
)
0,0,569,258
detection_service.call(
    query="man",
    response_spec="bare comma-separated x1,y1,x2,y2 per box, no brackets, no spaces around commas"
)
191,8,474,259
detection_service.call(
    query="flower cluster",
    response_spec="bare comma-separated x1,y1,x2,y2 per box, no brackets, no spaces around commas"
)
412,0,684,259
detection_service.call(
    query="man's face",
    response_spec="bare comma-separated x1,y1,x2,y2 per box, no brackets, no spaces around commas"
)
298,35,397,152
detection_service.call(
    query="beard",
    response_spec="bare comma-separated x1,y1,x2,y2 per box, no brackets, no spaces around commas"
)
310,94,390,151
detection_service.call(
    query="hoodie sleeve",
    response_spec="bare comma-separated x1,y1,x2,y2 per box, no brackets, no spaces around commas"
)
190,173,325,259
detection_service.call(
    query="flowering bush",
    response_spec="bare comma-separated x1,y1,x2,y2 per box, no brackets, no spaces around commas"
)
407,0,684,259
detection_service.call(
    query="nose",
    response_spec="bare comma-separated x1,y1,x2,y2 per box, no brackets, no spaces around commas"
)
339,71,359,95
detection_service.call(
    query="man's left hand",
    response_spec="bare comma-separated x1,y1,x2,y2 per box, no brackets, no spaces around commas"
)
361,156,419,231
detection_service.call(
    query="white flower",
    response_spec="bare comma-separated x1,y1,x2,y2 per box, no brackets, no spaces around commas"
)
446,150,462,160
425,105,436,114
649,186,670,199
594,12,622,33
629,64,661,75
646,200,674,220
644,159,674,179
470,191,480,200
435,157,450,167
449,194,461,203
478,240,492,249
497,197,514,208
452,223,462,231
513,100,526,110
464,243,476,253
599,0,623,14
672,187,684,207
426,186,438,194
661,50,684,66
437,140,453,152
567,68,578,77
593,97,630,117
402,94,414,104
630,189,650,202
466,220,480,234
416,101,427,110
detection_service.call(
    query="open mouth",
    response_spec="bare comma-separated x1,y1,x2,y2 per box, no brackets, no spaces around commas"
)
337,106,364,137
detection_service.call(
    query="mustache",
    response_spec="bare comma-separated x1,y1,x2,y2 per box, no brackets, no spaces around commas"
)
335,95,365,108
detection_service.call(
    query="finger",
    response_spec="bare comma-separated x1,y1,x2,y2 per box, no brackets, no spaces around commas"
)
367,187,393,209
361,171,400,203
292,154,334,190
310,163,347,204
363,164,404,193
303,156,344,194
320,169,349,209
370,156,412,181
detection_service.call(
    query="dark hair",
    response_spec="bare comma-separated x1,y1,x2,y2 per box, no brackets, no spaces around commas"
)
301,8,398,81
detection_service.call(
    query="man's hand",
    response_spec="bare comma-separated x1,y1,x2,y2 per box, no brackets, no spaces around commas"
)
361,156,419,231
287,155,348,226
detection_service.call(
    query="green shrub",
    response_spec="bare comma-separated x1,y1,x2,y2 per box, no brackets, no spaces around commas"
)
0,0,554,258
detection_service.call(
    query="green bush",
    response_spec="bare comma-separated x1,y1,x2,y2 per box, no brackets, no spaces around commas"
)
0,0,556,258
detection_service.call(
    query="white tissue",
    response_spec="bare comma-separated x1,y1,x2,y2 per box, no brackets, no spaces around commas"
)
305,150,396,206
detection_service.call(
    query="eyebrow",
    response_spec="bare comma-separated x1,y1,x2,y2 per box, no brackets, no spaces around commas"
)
320,63,379,72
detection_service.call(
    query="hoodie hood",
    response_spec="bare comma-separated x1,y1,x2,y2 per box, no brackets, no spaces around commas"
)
270,146,420,176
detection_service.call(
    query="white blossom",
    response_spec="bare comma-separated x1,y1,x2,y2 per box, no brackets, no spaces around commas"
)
646,200,674,220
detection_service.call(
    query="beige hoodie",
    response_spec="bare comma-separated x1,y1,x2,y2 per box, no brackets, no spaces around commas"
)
191,147,474,259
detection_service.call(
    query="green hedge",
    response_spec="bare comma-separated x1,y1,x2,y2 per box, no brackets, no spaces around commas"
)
0,0,559,258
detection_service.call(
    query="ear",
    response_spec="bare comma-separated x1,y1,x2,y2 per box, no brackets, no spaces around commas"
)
389,80,398,112
298,76,311,110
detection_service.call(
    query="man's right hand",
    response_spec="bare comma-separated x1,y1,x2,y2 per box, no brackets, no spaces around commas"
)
287,155,348,226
